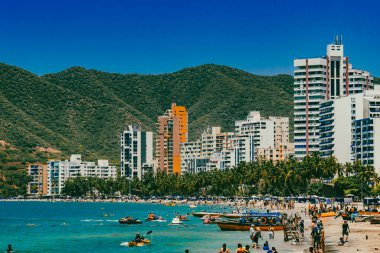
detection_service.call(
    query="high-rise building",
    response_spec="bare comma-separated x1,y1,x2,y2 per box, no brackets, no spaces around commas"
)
180,141,202,173
352,118,380,173
269,116,290,147
294,37,374,159
156,103,188,174
320,88,380,169
235,111,275,149
201,127,234,158
171,103,188,143
120,125,154,179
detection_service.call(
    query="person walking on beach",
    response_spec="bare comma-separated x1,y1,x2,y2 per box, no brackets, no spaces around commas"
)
342,221,350,242
311,225,321,251
268,225,275,239
252,228,262,246
249,224,255,242
299,219,305,237
219,243,230,253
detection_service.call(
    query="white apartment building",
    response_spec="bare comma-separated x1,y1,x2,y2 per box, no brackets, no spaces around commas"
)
320,88,380,169
45,155,117,196
201,127,234,158
269,116,290,147
294,36,374,159
352,118,380,173
180,141,202,173
120,125,154,179
235,111,275,149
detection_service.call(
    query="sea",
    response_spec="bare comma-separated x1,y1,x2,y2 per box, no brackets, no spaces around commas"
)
0,202,306,252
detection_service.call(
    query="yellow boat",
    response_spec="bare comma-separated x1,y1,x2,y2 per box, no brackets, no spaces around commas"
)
319,211,336,217
126,239,150,247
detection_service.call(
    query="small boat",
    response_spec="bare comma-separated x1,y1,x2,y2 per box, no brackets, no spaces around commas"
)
119,217,143,224
370,217,380,224
216,221,283,231
319,211,337,218
189,204,197,208
120,239,151,247
216,213,283,231
192,212,222,218
170,217,183,225
146,217,166,222
203,216,221,224
359,211,380,216
178,215,189,221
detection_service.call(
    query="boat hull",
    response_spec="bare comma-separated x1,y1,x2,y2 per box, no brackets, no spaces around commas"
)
216,222,283,231
126,239,150,247
319,212,336,218
192,212,221,217
359,211,380,216
119,219,143,224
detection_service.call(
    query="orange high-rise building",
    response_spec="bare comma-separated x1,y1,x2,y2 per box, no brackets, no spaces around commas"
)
156,103,188,174
171,103,188,143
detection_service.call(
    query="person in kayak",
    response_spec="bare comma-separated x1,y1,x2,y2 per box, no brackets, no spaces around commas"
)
134,233,143,243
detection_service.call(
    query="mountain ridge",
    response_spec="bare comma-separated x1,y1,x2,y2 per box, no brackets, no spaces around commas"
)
0,63,294,166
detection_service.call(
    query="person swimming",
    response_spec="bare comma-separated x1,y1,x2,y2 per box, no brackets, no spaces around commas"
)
6,244,13,253
219,243,230,253
235,243,245,253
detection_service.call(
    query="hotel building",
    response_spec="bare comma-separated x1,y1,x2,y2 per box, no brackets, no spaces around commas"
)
120,125,154,179
28,155,117,196
27,163,48,196
320,88,380,172
156,103,188,174
294,36,374,159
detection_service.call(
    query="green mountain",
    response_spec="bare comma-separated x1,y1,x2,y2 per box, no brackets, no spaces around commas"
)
0,63,294,167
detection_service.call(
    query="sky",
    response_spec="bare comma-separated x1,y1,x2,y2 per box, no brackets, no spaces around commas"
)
0,0,379,76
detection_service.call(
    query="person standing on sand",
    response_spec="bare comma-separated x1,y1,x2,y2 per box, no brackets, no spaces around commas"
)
219,243,230,253
342,221,350,242
268,225,275,239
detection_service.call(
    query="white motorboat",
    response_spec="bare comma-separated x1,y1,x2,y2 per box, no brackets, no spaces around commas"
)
169,217,183,225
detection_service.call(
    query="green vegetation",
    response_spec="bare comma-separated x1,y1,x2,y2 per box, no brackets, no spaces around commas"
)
0,62,293,196
0,62,293,164
62,154,379,198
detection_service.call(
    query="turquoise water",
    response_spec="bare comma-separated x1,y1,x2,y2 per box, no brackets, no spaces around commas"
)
0,202,298,252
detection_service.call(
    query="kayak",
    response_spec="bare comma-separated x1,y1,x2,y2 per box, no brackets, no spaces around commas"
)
119,218,143,224
120,239,151,247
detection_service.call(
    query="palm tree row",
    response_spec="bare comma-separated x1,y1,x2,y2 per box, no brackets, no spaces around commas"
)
62,153,379,198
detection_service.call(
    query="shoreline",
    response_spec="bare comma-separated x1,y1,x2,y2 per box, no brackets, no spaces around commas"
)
2,199,379,252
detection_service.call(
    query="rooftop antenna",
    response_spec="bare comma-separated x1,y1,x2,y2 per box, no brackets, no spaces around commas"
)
340,34,343,45
335,35,339,45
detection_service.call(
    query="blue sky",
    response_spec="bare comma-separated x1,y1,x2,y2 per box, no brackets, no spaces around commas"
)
1,0,379,76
